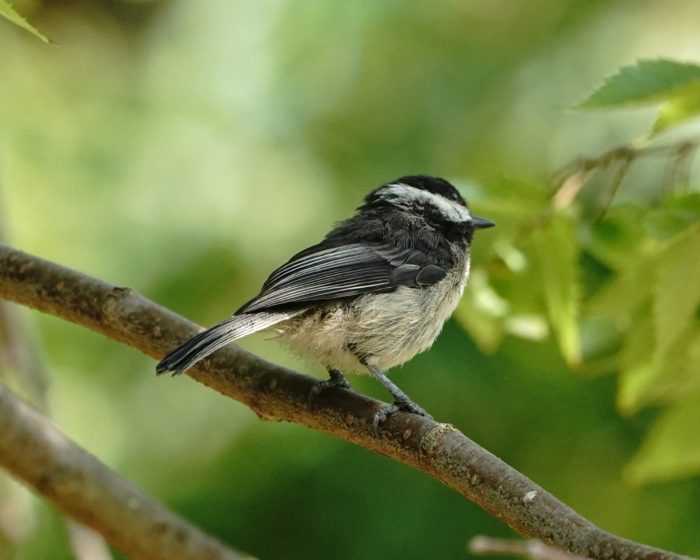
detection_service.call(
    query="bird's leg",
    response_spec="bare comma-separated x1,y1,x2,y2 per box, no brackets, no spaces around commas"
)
360,359,433,434
307,367,351,407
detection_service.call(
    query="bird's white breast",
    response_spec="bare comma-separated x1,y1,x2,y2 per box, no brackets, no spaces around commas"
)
271,252,470,374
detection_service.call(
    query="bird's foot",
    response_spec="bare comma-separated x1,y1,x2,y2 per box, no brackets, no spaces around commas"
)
307,368,351,408
372,398,433,436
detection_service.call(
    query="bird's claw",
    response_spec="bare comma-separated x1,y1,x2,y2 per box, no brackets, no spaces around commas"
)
307,374,351,408
372,399,433,436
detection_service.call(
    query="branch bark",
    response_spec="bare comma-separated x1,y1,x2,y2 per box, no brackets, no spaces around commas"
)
0,383,250,560
0,243,694,560
0,298,116,560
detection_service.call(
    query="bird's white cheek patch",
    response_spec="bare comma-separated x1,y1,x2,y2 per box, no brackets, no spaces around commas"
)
384,183,472,224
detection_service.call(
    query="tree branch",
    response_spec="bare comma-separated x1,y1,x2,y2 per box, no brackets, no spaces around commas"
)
0,243,693,560
0,298,117,560
0,383,250,560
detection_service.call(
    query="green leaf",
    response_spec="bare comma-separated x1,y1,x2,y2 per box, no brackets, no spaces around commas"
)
653,81,700,133
654,224,700,359
0,0,50,43
617,309,656,414
583,205,653,270
619,322,700,414
578,59,700,109
645,194,700,241
586,255,657,327
531,211,581,366
503,314,548,342
580,316,622,363
625,389,700,484
615,225,700,413
455,269,507,353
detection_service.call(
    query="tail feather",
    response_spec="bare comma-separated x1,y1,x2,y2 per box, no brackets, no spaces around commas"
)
156,311,296,374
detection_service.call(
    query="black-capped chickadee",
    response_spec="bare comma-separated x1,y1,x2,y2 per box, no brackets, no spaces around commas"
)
156,175,494,430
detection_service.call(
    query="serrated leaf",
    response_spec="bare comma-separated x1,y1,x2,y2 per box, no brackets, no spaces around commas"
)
578,59,700,109
0,1,50,43
625,389,700,484
531,212,581,366
612,225,700,414
654,224,700,358
653,81,700,133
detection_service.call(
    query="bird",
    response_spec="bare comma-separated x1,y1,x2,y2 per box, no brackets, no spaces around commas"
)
156,175,494,431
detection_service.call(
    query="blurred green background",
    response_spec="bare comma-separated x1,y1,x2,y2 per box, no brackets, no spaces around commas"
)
1,1,699,559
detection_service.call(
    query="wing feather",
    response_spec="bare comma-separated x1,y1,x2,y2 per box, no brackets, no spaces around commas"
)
237,242,447,314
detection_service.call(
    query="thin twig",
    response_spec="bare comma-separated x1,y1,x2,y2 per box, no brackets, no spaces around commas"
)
593,155,633,223
551,137,700,208
0,243,693,560
663,143,698,195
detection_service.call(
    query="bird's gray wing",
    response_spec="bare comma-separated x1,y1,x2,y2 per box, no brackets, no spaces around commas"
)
237,242,447,314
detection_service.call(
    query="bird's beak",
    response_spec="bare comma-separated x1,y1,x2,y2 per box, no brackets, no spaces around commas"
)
471,216,495,230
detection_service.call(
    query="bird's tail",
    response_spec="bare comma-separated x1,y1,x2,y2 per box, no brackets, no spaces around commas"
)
156,311,297,374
